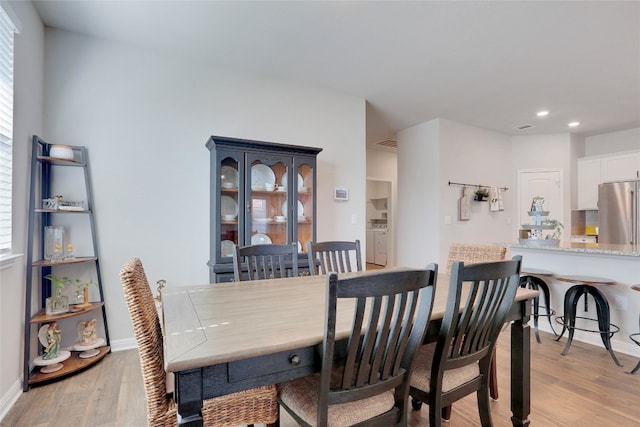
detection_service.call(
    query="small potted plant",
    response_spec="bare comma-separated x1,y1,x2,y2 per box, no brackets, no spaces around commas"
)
44,274,70,315
74,278,97,309
475,188,490,201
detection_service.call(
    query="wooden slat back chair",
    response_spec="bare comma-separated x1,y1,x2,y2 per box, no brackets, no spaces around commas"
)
446,243,507,402
307,240,363,275
233,243,298,281
120,258,278,427
409,256,522,427
279,266,437,427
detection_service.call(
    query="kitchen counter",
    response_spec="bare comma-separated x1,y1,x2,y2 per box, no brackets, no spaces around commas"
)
508,242,640,257
507,241,640,358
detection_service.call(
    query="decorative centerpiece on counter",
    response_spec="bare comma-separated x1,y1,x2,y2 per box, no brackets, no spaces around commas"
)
519,196,563,247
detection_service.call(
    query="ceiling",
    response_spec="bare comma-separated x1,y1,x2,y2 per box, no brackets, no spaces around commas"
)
33,1,640,150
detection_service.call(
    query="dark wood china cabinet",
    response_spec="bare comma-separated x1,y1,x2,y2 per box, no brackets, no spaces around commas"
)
206,135,322,282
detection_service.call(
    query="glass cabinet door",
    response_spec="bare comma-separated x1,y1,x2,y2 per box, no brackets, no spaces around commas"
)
247,154,293,249
295,157,316,253
219,155,240,260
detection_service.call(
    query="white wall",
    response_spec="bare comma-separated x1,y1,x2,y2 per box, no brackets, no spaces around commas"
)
584,127,640,156
397,118,515,270
0,0,44,419
40,28,366,349
438,119,515,263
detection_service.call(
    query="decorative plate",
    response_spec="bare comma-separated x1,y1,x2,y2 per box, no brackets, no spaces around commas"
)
220,196,238,217
281,200,304,218
251,164,276,190
221,240,235,257
221,166,238,189
281,171,304,188
251,233,272,245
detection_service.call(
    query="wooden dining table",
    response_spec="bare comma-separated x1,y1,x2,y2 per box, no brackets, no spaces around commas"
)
162,267,538,426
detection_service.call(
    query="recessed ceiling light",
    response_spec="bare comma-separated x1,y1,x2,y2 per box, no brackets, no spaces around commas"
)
536,110,549,117
568,121,580,127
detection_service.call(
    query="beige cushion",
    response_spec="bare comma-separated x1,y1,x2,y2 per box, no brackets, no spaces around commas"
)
411,343,479,393
279,373,395,427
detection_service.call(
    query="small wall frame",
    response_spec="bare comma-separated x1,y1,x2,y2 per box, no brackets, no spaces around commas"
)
334,187,349,201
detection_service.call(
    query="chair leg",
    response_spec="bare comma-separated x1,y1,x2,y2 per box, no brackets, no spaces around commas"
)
442,405,451,421
477,380,494,427
489,348,498,400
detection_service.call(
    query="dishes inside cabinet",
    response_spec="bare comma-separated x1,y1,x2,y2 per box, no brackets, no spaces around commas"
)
281,200,304,219
281,171,303,189
220,196,238,219
251,233,272,245
221,240,235,257
221,166,238,189
251,164,276,190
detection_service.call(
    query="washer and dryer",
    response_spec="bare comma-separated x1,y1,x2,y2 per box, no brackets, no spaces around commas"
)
366,225,387,266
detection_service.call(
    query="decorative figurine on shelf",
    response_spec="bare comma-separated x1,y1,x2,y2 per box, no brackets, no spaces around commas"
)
42,322,62,360
78,318,98,345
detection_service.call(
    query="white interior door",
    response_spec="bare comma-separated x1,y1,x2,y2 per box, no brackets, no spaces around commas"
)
517,169,563,232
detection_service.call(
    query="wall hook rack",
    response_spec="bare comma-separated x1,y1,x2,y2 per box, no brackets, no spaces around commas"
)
448,180,509,191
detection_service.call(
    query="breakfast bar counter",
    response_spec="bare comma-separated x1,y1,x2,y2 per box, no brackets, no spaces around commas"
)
508,242,640,358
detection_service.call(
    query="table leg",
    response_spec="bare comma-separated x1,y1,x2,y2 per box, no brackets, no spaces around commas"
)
175,369,204,426
510,301,531,427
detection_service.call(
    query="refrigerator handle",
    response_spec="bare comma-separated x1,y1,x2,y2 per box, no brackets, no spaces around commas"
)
633,188,638,245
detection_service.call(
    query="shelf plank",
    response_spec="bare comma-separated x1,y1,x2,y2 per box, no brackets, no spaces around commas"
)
34,209,90,214
32,256,97,268
31,302,105,324
36,156,84,166
28,347,110,385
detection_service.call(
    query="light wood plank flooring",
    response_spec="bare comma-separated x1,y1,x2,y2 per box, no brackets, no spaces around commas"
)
3,331,640,426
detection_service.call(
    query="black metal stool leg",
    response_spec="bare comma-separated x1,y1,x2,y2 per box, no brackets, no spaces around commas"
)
628,359,640,375
560,285,584,356
587,287,622,366
557,284,580,342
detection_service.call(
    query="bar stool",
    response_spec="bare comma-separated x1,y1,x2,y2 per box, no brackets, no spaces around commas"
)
555,274,622,366
628,285,640,374
519,267,557,343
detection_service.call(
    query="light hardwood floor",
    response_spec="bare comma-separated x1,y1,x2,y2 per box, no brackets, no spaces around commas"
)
3,331,640,426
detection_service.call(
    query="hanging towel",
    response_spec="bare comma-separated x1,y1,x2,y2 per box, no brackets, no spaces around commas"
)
497,187,504,211
489,186,500,212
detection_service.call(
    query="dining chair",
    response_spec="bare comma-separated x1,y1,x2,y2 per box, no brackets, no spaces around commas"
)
409,256,522,427
307,240,363,275
446,243,507,404
233,243,299,281
119,258,278,427
279,266,437,427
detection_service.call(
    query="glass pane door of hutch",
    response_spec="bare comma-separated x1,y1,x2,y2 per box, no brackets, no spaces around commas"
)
220,157,239,259
250,160,288,246
297,162,314,254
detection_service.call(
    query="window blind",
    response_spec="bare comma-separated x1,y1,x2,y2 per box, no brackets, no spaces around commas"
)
0,5,15,255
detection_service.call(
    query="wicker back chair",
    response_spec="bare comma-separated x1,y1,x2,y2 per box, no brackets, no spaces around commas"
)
120,258,278,427
306,240,363,275
446,243,507,274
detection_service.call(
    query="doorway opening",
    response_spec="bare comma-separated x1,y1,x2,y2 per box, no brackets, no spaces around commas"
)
366,179,392,269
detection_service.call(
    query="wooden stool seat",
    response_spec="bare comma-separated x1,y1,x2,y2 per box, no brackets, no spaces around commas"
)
519,268,556,343
555,274,621,366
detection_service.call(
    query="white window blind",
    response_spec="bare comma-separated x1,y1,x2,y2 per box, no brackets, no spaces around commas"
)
0,5,15,256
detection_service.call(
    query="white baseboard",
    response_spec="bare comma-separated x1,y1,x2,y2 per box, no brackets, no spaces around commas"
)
109,337,137,352
0,378,22,423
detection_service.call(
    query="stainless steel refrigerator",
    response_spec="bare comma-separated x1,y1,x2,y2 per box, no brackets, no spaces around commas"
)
598,180,640,245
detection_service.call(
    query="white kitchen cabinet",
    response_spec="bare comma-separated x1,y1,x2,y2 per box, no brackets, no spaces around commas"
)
577,157,601,210
601,151,640,182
